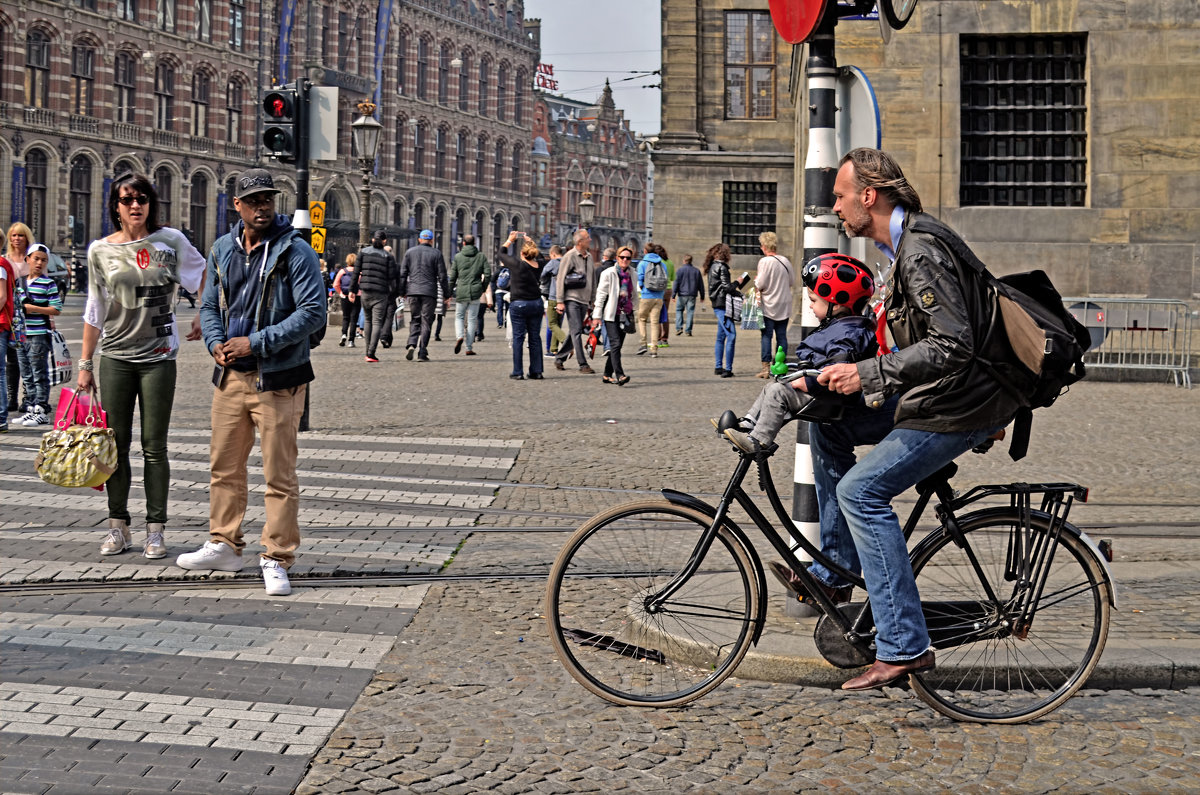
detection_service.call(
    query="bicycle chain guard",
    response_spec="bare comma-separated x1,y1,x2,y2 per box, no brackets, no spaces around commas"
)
813,603,876,669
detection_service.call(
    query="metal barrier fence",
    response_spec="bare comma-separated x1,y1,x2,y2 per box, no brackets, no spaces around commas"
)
1064,297,1193,388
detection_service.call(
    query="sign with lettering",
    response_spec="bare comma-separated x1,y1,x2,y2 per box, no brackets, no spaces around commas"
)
535,63,559,91
309,201,326,228
310,226,326,254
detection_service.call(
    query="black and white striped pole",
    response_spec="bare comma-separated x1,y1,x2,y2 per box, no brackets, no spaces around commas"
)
791,10,841,615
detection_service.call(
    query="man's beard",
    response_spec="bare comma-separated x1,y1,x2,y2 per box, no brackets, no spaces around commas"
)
840,206,871,238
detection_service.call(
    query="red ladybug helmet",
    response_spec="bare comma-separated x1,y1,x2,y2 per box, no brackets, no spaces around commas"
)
801,253,876,314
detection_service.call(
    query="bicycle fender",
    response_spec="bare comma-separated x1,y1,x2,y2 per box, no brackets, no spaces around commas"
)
1076,529,1119,608
661,489,770,644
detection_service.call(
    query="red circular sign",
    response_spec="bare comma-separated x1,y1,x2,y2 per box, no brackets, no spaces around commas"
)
769,0,832,44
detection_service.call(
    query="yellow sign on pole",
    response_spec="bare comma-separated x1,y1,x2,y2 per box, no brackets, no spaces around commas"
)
309,201,326,228
310,226,326,254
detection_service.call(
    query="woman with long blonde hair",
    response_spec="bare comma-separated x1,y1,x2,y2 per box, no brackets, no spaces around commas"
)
4,222,36,415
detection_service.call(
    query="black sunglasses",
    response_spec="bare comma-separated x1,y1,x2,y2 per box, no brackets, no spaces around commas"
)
617,255,633,260
117,195,150,206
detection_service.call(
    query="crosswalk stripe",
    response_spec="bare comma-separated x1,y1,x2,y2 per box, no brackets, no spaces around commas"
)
0,682,344,755
1,612,399,669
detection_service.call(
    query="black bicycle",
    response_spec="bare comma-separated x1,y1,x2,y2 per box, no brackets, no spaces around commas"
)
546,389,1116,724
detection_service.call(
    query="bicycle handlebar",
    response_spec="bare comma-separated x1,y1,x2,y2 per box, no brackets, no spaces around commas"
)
776,367,823,383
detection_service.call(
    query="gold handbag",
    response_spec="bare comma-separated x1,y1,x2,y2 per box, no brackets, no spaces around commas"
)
34,388,117,489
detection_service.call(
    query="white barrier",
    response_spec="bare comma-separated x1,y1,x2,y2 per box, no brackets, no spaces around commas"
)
1065,298,1193,388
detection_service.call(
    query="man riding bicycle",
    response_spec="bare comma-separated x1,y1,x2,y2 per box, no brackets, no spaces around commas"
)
800,148,1020,691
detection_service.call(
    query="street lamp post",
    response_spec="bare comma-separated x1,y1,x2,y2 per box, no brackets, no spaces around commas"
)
350,100,384,252
578,191,596,255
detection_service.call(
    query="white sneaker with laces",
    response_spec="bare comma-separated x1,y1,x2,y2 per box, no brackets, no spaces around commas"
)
260,558,292,596
21,408,49,427
175,541,243,572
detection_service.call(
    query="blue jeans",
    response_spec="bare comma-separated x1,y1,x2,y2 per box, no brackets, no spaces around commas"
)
809,410,1003,662
760,315,789,364
454,299,481,351
713,308,736,370
14,335,35,410
675,295,697,333
24,334,52,411
0,330,8,426
508,299,544,376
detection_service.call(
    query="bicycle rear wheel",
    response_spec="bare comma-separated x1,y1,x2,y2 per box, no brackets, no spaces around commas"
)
909,508,1112,723
546,500,760,707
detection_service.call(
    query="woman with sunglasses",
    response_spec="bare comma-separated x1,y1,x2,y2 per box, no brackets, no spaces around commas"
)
78,174,205,560
592,245,636,385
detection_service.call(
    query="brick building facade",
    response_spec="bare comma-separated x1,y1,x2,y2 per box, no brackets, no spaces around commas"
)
1,0,538,269
654,0,1200,298
531,82,650,253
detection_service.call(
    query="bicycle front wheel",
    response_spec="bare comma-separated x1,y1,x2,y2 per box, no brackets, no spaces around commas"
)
546,500,760,707
909,508,1112,723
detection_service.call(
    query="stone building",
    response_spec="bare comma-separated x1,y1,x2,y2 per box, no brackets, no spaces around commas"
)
1,0,538,270
655,0,1200,299
531,82,650,253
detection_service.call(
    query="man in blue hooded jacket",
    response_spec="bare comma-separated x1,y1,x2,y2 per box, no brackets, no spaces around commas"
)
176,169,326,597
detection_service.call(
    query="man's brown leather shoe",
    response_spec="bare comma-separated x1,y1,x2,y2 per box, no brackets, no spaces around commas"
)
841,650,935,691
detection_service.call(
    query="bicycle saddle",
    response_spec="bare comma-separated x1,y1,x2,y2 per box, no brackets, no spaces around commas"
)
711,410,750,434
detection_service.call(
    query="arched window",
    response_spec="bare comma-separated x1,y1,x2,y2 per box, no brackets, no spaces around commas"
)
434,206,447,253
494,141,505,189
225,176,239,231
71,43,95,116
435,127,447,179
394,117,407,174
478,56,490,116
396,29,409,96
190,174,209,250
225,81,243,144
70,156,93,246
414,203,426,230
393,200,407,227
457,52,471,111
474,209,486,242
25,31,51,108
413,122,426,175
115,53,137,124
155,63,175,130
192,72,211,138
492,211,504,254
438,45,451,105
455,132,466,181
155,167,173,226
513,68,526,125
416,38,429,100
454,208,466,247
496,63,508,122
325,192,343,221
24,149,49,241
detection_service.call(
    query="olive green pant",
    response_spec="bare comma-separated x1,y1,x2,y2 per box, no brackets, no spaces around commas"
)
98,356,177,524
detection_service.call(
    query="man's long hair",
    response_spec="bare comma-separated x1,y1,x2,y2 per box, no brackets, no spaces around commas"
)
840,148,923,213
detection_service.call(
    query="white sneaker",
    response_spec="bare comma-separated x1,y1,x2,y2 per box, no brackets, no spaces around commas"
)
21,408,49,427
260,558,292,596
175,541,243,572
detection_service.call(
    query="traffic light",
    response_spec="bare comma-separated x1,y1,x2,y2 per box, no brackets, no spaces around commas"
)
262,84,300,161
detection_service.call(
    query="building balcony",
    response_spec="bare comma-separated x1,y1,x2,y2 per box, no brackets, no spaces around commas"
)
153,129,180,149
24,107,56,127
189,136,214,154
224,141,248,161
114,122,142,143
69,115,101,135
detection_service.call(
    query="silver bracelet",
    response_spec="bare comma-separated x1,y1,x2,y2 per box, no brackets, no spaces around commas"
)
78,359,94,371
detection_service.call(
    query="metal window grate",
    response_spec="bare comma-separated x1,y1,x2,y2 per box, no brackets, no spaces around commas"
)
723,182,776,255
960,34,1087,207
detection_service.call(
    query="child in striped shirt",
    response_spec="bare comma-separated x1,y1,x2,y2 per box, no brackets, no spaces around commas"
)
17,243,62,426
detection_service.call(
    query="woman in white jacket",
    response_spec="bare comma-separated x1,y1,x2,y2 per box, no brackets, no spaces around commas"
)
591,245,637,385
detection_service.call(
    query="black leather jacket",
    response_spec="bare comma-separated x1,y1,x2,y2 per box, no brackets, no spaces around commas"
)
398,242,449,299
857,212,1020,432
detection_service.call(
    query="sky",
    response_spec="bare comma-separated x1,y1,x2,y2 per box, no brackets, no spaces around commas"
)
524,0,662,136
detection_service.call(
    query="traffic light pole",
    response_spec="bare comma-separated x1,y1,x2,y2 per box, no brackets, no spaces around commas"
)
790,7,840,601
291,80,314,432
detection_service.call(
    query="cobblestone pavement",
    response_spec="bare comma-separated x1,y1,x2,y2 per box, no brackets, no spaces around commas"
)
4,305,1198,793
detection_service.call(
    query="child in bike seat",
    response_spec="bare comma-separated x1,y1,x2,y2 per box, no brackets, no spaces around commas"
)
716,254,879,457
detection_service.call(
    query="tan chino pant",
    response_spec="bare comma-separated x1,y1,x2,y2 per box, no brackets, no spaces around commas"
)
208,369,306,568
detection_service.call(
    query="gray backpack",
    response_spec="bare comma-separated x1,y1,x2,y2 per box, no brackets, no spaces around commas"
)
643,259,668,292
